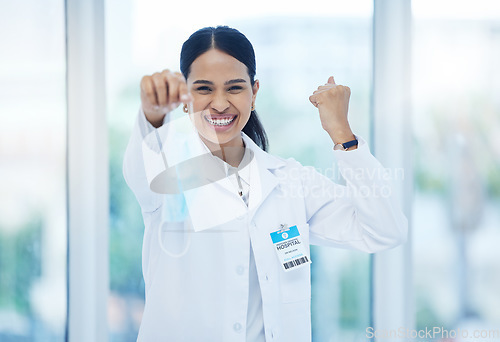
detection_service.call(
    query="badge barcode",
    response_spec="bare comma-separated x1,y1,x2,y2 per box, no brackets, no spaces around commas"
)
283,256,309,270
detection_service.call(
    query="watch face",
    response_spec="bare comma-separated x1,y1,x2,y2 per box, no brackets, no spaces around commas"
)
333,143,344,151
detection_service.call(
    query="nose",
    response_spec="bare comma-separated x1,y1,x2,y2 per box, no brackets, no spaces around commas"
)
210,91,230,113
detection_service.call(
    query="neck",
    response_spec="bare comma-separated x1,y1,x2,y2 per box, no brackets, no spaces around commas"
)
199,134,245,168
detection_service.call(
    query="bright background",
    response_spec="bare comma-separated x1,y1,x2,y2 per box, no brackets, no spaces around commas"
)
0,1,67,341
0,0,499,341
411,1,500,335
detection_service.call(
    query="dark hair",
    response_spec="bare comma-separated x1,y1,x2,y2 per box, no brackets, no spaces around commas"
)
180,26,269,152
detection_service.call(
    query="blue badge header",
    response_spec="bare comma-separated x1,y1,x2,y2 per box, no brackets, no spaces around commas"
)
270,225,300,244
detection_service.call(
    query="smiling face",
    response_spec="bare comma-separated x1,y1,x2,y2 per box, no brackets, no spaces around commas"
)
186,49,259,149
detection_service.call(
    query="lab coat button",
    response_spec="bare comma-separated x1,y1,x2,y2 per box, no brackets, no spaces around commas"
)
233,322,242,332
236,265,244,275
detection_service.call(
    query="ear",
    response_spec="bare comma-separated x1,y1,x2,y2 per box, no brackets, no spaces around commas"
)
252,79,260,102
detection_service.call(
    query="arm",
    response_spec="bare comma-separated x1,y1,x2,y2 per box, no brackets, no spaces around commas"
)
122,108,163,213
123,69,192,213
305,76,407,252
299,136,408,253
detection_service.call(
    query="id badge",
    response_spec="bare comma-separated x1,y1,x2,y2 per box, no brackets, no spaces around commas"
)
270,224,311,272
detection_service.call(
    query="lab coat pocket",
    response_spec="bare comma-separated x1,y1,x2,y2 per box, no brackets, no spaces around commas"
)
158,220,191,258
279,223,311,303
158,194,191,258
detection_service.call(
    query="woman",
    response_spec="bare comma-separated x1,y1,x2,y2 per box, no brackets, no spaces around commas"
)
124,26,407,342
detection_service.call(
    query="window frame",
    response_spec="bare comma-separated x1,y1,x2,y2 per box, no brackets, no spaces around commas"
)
371,0,414,337
66,0,109,340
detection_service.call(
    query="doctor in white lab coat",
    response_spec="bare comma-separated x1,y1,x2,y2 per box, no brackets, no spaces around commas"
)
123,26,408,342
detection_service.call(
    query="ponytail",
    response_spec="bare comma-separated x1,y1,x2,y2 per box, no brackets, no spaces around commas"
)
242,110,268,152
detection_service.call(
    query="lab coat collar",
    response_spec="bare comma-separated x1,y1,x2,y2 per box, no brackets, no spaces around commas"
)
194,130,286,193
196,131,286,172
183,131,287,232
240,132,286,212
240,131,286,171
197,134,252,183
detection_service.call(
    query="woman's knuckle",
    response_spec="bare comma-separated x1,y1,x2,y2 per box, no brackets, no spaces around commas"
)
141,75,151,85
143,81,153,92
154,78,165,87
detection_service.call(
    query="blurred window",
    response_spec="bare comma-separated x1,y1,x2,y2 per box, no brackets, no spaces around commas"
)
0,1,67,341
412,0,500,336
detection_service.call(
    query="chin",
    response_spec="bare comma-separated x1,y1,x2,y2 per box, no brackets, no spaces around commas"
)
198,130,242,147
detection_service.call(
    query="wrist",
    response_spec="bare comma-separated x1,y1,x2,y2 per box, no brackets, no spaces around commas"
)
327,127,358,151
327,126,355,144
149,118,164,128
145,112,165,128
333,139,358,151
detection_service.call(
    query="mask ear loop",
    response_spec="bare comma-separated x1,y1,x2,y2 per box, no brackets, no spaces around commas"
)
154,106,193,258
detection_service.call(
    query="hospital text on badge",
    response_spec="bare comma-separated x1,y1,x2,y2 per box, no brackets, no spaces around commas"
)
270,225,311,272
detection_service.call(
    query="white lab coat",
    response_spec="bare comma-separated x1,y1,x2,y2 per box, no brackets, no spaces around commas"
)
123,109,408,342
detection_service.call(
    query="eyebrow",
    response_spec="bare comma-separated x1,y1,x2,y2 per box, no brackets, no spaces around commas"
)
192,79,247,85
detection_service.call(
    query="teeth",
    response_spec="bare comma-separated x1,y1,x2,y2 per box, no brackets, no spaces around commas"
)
206,116,235,126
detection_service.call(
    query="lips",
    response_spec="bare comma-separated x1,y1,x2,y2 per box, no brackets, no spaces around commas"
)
204,114,237,126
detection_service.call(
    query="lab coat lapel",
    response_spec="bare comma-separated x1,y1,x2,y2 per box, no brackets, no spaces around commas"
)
241,133,286,213
181,135,245,232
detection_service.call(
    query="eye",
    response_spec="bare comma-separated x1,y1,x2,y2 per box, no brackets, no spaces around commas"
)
195,86,212,94
227,85,244,93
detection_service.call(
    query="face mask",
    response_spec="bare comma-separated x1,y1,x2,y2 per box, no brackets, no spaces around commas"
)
158,192,191,258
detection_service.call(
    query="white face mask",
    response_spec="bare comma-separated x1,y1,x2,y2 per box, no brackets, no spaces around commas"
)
158,193,191,258
144,111,256,257
143,113,193,258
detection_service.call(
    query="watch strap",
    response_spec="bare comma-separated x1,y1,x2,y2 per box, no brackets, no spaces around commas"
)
334,138,358,151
